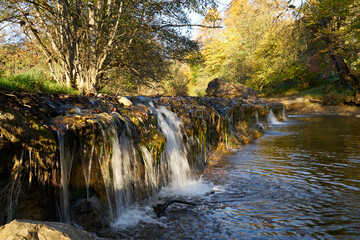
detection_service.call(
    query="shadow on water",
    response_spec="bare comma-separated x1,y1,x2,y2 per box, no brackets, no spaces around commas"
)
111,116,360,239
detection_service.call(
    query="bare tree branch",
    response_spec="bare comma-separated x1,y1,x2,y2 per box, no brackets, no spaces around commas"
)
155,24,222,30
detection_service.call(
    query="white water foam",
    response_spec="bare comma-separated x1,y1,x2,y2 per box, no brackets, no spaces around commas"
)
112,206,166,229
158,178,213,198
111,130,134,219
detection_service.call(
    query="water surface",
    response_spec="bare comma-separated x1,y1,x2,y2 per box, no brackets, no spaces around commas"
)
116,116,360,239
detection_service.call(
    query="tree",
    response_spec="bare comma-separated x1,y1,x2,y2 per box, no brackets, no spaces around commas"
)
299,0,360,99
199,0,297,90
1,0,216,94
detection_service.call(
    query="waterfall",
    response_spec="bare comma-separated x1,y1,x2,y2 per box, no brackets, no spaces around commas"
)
255,111,265,130
282,106,287,121
267,109,282,125
56,104,211,226
94,113,138,220
153,105,191,188
57,127,76,223
255,111,259,123
140,146,158,197
150,104,212,198
111,129,135,219
80,134,95,200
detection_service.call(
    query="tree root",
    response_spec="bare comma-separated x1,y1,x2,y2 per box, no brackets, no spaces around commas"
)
153,199,197,218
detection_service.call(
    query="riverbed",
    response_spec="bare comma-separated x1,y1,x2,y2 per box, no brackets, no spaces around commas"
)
107,115,360,239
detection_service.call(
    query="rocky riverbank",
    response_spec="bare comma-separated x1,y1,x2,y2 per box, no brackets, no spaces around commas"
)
0,91,284,237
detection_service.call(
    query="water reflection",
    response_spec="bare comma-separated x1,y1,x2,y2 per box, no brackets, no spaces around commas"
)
203,116,360,239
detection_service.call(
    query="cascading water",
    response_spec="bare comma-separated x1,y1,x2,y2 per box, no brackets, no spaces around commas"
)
255,111,259,123
255,111,265,130
111,104,212,228
267,109,282,125
282,106,287,121
80,135,95,200
152,105,191,188
111,129,135,219
56,103,213,227
140,146,158,197
150,104,212,197
1,92,292,236
57,127,76,223
87,113,140,221
56,113,138,222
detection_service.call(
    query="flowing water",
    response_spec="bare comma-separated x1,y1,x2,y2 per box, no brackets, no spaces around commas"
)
117,115,360,239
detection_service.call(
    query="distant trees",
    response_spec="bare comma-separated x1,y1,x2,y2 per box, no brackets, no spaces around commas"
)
0,0,215,94
297,0,360,99
196,0,360,99
2,0,358,98
198,0,296,90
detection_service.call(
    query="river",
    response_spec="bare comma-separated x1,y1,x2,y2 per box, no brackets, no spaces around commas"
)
111,115,360,239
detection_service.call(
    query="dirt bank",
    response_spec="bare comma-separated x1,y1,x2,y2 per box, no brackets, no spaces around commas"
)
276,97,360,117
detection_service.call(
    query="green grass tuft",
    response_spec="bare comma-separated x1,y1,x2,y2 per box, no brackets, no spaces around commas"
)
0,69,78,94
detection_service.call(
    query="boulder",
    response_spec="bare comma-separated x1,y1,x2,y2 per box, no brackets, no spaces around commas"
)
0,219,96,240
205,78,258,99
117,96,132,107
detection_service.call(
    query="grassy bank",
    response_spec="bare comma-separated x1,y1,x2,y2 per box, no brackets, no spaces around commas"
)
0,70,78,95
263,75,355,105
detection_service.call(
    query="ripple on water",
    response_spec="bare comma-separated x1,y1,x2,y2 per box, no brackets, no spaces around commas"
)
110,116,360,239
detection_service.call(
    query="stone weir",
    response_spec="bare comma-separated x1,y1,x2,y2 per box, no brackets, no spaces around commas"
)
0,91,284,233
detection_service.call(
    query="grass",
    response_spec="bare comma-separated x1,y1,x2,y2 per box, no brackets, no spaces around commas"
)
263,74,355,105
0,69,78,94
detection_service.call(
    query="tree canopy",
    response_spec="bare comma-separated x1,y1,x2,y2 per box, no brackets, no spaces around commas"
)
194,0,360,100
1,0,359,100
0,0,216,94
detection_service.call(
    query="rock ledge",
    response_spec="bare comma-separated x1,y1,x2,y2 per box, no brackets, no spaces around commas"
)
0,219,96,240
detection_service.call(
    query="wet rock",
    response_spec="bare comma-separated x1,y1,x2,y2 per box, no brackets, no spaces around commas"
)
117,96,132,107
72,197,110,233
0,219,96,240
205,78,258,99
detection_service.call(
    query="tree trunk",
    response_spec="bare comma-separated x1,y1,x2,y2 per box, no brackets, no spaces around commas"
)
332,53,360,102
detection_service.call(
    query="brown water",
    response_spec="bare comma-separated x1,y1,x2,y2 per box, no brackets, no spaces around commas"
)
112,116,360,239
